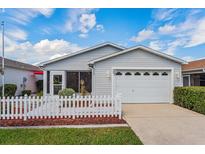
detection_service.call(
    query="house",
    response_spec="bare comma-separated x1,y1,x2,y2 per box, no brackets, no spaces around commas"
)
40,42,186,103
0,57,43,95
182,58,205,86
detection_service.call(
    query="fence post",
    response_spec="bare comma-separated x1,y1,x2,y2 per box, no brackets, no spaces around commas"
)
23,94,27,121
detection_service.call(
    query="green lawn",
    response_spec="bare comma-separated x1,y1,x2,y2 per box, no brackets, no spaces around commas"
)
0,127,142,145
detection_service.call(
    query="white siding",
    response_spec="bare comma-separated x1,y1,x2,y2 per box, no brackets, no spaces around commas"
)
93,49,182,95
43,46,121,71
0,67,38,95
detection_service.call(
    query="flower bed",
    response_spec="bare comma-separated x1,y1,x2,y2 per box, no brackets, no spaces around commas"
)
0,117,126,127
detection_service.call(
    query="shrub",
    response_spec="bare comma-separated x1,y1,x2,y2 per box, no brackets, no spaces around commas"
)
58,88,75,97
36,80,43,92
36,91,43,97
22,90,32,96
0,84,17,97
174,86,205,114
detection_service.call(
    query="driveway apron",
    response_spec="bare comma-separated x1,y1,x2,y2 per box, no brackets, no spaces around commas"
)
123,104,205,145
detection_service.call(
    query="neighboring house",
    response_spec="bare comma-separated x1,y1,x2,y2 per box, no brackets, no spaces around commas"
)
40,42,186,103
182,59,205,86
0,57,43,95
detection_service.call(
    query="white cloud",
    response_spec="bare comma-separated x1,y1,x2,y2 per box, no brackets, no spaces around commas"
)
182,56,194,62
49,53,67,60
164,39,186,55
149,41,165,51
33,8,54,18
158,24,176,34
153,9,178,21
130,29,154,42
96,24,104,32
0,38,82,64
79,14,96,33
184,18,205,47
64,9,100,37
6,8,55,25
6,28,28,41
78,33,88,38
33,39,80,54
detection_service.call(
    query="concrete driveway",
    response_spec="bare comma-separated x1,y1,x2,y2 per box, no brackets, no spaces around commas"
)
123,104,205,145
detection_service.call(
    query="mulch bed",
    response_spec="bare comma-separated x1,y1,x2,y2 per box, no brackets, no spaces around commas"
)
0,117,126,127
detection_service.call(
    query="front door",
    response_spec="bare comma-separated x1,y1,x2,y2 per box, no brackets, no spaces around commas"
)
51,71,65,95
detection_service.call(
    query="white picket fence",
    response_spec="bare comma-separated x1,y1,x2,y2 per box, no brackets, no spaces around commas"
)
0,95,122,120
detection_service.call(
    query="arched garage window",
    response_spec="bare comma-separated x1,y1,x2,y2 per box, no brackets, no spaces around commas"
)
125,72,132,75
162,72,168,76
153,72,159,76
143,72,150,76
115,72,122,75
134,72,141,76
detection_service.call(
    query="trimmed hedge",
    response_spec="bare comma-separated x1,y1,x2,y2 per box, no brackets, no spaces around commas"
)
36,91,43,97
174,86,205,114
22,90,32,96
0,84,17,97
58,88,75,97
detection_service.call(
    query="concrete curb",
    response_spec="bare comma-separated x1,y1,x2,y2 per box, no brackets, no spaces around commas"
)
0,124,128,129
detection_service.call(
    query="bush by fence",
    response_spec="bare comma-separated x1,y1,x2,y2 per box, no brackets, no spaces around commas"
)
22,90,32,96
0,84,17,97
174,86,205,114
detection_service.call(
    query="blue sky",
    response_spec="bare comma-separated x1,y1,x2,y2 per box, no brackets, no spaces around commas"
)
0,8,205,64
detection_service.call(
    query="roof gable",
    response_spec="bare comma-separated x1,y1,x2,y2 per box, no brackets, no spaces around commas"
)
89,45,187,64
40,42,125,66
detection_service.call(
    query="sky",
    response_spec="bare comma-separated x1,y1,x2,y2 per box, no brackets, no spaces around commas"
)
0,8,205,64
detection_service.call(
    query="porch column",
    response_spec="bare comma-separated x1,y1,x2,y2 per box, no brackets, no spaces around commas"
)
43,70,47,96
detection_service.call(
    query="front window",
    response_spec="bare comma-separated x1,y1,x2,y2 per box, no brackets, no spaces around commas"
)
66,71,92,93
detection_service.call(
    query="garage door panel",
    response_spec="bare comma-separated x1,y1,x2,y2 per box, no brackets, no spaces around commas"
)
114,70,171,103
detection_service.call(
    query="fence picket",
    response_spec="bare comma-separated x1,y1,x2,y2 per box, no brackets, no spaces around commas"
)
11,97,14,119
76,95,79,118
45,96,47,119
68,96,71,118
60,96,63,118
64,96,67,118
87,95,91,118
30,96,35,119
15,97,18,119
23,95,27,120
72,96,75,119
92,95,95,117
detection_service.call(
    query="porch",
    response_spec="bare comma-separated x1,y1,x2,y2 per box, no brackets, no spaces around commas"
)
183,73,205,86
44,70,92,95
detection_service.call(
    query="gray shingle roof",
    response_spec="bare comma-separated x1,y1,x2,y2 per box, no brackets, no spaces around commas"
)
0,57,42,72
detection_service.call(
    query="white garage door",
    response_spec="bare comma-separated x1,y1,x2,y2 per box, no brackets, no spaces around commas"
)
113,70,171,103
